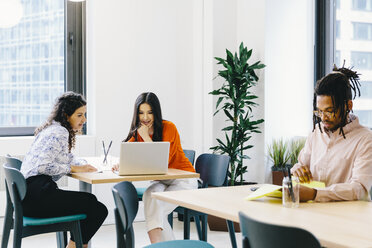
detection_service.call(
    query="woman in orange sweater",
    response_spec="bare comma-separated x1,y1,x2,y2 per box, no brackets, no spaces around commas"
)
125,92,197,243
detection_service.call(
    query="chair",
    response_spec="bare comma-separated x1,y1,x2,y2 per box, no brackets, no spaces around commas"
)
238,211,322,248
2,162,86,248
170,153,230,242
112,181,214,248
136,149,196,201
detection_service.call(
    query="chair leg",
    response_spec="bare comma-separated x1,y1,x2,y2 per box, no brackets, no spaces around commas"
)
114,208,125,248
201,214,208,242
56,231,68,248
194,215,202,240
1,204,13,248
12,217,23,248
71,221,83,248
226,220,237,248
183,208,190,239
124,227,135,248
168,212,173,228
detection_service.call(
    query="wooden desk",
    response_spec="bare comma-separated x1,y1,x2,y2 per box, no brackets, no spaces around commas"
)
152,184,372,248
69,157,200,193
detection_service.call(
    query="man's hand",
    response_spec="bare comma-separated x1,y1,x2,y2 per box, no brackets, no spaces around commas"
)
292,164,313,183
71,164,97,173
299,185,317,202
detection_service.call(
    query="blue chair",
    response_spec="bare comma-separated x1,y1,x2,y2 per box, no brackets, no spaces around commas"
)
136,149,196,201
238,211,321,248
112,181,214,248
169,154,230,242
2,162,86,248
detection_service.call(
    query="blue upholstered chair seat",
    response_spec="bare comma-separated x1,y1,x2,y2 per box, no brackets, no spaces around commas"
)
23,214,86,227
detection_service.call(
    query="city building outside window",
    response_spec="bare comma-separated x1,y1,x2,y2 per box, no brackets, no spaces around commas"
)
0,0,85,136
336,0,372,128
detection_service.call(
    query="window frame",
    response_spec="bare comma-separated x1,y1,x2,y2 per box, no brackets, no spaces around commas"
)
0,0,86,137
314,0,335,84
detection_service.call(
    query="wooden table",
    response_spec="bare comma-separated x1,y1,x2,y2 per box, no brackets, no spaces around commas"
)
152,184,372,248
68,157,199,248
69,157,200,193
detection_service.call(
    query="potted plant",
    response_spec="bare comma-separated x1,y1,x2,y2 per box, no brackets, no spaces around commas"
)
289,137,306,166
210,42,265,186
208,42,265,232
268,137,306,185
268,138,291,185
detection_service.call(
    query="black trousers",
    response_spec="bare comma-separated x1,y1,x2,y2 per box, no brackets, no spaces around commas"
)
23,175,108,244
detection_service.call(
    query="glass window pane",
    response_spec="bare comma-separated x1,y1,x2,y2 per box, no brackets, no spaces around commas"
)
336,3,372,128
0,0,65,128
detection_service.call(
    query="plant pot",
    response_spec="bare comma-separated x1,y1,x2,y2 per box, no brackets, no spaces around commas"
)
272,170,284,186
271,165,292,186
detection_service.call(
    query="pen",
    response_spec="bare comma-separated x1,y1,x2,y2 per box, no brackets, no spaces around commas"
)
287,167,296,203
102,141,106,163
103,141,112,163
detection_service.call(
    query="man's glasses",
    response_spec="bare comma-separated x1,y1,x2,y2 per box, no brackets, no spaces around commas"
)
313,110,335,119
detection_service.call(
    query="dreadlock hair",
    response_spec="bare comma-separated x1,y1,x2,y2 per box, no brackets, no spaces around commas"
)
124,92,163,142
313,62,361,138
35,92,86,152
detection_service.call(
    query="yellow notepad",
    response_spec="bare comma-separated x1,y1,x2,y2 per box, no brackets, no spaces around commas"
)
245,181,325,200
245,185,282,200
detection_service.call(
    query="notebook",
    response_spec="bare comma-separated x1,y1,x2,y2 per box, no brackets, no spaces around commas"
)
245,181,326,201
117,142,170,176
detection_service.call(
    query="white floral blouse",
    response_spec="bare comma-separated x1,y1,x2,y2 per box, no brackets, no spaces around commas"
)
21,121,86,181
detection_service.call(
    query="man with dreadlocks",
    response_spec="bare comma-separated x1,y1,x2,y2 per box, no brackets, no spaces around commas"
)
291,65,372,202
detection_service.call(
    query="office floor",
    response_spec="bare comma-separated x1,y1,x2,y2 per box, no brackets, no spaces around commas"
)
3,218,242,248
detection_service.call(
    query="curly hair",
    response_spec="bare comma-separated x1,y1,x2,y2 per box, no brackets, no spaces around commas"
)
313,62,361,138
35,92,86,151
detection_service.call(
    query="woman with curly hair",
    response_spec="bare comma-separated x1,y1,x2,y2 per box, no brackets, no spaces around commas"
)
21,92,107,248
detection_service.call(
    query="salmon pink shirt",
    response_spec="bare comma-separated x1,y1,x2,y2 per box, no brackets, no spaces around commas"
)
292,115,372,202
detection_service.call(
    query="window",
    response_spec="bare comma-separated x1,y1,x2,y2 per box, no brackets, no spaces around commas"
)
316,0,372,128
0,0,85,136
360,81,372,98
351,52,372,70
352,0,372,11
353,22,372,40
336,20,340,39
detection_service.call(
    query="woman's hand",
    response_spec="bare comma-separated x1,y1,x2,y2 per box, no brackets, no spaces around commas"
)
137,124,153,142
112,163,119,172
291,164,313,183
71,164,97,173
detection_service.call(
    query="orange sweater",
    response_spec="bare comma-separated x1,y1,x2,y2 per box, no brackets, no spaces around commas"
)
128,120,195,172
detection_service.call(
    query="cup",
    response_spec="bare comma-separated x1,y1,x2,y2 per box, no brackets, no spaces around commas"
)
282,176,299,208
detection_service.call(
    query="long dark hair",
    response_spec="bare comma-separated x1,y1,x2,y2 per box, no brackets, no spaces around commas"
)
125,92,163,142
35,91,86,151
313,63,361,138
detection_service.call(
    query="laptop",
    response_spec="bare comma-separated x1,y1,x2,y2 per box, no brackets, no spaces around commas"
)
117,142,170,176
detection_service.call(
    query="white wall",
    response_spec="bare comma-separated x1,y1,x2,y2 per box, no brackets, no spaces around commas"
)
86,0,211,223
86,0,209,158
264,0,314,179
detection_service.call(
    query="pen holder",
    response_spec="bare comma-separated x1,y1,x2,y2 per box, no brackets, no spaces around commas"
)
282,176,299,208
